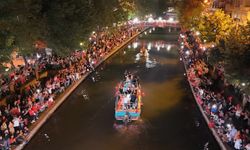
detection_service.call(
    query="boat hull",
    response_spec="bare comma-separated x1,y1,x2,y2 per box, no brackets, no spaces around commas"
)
115,111,140,120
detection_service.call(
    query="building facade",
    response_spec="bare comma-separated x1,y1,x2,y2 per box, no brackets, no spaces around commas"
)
213,0,250,24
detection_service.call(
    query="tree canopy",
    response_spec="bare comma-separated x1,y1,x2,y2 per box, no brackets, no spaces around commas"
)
176,0,205,28
195,9,235,43
0,0,144,61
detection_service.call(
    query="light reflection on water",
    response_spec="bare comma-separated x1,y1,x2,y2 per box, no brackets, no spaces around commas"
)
133,39,178,69
113,119,146,137
145,55,157,68
134,52,157,68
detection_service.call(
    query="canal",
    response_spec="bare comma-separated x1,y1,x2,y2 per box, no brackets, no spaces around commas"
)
25,27,220,150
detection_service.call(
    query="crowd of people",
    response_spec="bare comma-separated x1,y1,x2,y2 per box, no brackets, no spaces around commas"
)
0,58,48,99
180,31,250,150
115,72,140,111
0,24,142,149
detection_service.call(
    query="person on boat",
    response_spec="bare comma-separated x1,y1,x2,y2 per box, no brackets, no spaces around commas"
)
123,92,130,110
132,76,137,85
123,111,131,125
127,87,132,94
119,85,123,94
140,46,146,54
130,92,137,108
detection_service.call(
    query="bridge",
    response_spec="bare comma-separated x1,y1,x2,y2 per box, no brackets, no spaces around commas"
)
144,21,180,28
130,17,180,28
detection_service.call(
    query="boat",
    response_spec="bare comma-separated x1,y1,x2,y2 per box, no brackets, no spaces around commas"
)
115,73,142,122
140,46,148,57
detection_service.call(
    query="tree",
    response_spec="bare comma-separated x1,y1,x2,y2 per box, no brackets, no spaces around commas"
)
241,21,250,44
176,0,205,28
119,0,136,20
0,0,143,61
208,21,250,89
134,0,158,17
44,0,95,55
223,22,250,74
195,9,235,43
0,0,47,58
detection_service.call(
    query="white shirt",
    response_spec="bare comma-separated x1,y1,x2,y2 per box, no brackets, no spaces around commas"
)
229,127,237,140
123,97,128,104
13,118,20,127
234,139,242,149
126,94,131,100
235,109,242,117
48,96,54,102
199,89,204,96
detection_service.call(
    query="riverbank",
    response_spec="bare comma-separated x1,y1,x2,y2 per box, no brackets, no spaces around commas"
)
181,57,227,150
15,27,148,150
179,29,250,149
179,33,228,149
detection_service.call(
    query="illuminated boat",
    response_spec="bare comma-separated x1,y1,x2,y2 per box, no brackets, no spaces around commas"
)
115,73,142,122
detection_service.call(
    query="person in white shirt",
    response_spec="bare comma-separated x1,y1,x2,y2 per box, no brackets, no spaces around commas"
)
123,94,130,109
13,117,20,131
234,138,242,150
227,126,237,142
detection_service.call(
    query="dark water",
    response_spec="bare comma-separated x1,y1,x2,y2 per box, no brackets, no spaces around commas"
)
25,27,220,150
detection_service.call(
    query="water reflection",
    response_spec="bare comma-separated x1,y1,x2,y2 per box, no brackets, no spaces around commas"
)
147,43,152,50
113,119,146,137
145,55,157,68
80,89,89,101
132,40,177,69
134,49,157,68
132,40,176,52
